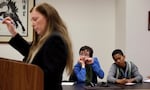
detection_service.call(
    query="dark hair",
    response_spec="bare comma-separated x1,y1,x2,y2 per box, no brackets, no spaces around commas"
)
112,49,124,58
79,45,93,57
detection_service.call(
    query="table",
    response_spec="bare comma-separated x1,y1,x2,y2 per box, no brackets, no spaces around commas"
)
62,82,150,90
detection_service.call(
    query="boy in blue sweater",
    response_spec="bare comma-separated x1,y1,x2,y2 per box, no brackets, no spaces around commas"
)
70,45,104,84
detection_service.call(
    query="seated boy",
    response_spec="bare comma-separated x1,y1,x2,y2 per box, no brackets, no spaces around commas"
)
69,45,104,84
107,49,143,84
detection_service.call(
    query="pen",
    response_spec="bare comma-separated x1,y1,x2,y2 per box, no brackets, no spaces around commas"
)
0,18,4,22
0,18,3,21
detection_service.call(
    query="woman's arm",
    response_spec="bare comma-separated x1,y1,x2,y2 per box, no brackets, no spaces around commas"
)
8,34,30,57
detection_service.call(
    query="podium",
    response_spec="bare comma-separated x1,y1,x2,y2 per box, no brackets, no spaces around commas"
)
0,57,44,90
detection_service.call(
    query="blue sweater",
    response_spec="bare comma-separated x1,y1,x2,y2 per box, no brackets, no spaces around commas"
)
74,57,104,83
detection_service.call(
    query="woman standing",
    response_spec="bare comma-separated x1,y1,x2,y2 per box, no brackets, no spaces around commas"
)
2,3,73,90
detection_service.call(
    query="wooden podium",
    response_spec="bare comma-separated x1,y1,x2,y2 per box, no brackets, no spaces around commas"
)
0,57,44,90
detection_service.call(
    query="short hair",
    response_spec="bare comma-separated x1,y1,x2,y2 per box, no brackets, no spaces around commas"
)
79,45,93,57
112,49,124,58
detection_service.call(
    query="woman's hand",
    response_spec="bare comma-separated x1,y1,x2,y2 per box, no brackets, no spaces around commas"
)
2,17,17,37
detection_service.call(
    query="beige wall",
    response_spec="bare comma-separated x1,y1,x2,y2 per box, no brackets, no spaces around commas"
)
125,0,150,78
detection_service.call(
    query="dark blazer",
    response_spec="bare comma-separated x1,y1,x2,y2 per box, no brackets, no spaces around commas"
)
9,32,68,90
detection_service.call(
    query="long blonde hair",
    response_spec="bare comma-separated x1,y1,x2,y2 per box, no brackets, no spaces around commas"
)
26,3,73,75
